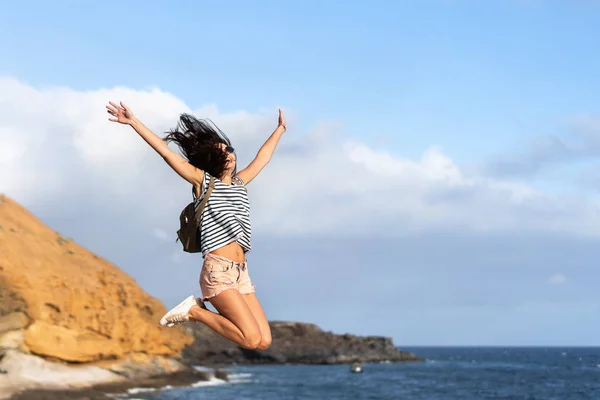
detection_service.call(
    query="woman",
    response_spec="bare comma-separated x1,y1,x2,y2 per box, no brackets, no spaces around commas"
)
106,101,286,350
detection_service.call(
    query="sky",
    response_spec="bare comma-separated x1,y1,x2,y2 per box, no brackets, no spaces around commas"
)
1,0,600,346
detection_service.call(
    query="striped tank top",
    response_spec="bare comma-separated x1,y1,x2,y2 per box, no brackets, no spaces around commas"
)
195,172,251,255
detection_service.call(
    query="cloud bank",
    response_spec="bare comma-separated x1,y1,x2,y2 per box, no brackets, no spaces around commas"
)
2,77,600,239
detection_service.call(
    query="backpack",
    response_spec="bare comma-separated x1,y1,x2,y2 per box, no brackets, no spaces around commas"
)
176,175,215,253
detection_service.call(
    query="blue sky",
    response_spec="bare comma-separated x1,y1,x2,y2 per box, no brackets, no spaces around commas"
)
2,0,600,346
3,0,600,161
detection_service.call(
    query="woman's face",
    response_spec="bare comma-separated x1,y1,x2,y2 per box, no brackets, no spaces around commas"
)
219,143,236,172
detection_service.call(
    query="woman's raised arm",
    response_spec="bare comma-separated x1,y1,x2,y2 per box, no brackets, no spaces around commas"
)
106,101,203,185
236,109,287,185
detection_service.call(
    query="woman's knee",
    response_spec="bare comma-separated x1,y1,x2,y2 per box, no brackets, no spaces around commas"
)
241,329,262,349
241,327,271,350
256,334,272,351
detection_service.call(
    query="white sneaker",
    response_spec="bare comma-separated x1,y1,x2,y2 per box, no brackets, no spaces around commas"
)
159,295,197,327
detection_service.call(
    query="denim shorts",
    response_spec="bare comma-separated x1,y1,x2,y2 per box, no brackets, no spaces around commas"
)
199,253,256,301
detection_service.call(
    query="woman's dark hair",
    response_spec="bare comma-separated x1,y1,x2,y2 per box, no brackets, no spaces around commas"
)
163,114,235,178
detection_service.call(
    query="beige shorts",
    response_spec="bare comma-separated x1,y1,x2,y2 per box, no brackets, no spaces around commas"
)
199,253,256,302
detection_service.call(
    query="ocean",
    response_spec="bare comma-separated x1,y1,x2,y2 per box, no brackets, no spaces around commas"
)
123,347,600,400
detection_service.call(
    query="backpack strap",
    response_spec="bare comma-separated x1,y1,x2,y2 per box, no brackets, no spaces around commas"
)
192,174,205,200
194,175,215,225
192,172,215,200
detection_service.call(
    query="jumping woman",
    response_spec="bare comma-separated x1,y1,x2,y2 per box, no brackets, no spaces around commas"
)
106,101,287,350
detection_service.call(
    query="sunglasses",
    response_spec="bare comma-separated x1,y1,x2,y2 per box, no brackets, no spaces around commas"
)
224,145,235,153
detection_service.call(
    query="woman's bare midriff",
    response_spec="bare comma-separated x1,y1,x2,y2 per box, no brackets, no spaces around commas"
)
209,241,246,263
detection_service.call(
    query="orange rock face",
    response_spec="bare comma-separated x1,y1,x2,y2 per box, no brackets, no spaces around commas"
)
0,195,193,363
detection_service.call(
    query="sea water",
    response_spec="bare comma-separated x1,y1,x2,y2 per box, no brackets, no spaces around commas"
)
124,347,600,399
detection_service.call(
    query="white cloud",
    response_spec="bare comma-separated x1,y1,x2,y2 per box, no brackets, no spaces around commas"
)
487,113,600,178
547,273,567,285
2,77,600,239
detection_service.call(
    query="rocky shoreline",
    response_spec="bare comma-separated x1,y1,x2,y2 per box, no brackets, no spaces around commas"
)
4,321,420,400
9,369,225,400
0,349,226,400
182,321,421,366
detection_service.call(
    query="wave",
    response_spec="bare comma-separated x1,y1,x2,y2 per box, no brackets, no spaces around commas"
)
191,376,229,387
120,370,255,397
228,372,254,384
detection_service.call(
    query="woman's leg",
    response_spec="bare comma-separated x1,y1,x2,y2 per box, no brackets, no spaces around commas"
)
179,254,269,349
232,260,272,350
187,289,262,349
242,293,272,351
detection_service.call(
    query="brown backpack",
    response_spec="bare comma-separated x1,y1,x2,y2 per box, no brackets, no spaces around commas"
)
176,175,215,253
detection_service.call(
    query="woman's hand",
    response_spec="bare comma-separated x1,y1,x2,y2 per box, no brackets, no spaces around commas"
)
278,108,286,131
106,101,136,125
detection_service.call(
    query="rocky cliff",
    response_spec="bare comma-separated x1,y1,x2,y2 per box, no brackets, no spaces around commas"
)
0,195,196,397
182,321,421,365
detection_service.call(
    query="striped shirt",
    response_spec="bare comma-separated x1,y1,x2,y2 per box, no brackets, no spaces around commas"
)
195,172,251,255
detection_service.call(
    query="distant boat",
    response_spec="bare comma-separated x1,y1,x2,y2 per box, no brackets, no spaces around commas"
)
350,362,363,373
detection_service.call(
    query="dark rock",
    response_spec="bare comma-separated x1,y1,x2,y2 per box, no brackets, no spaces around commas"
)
182,321,421,366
